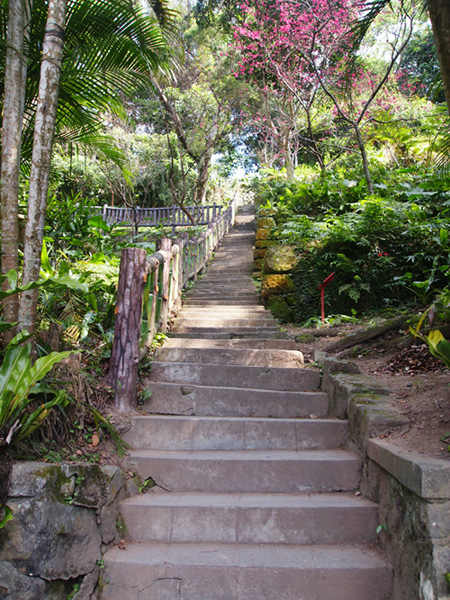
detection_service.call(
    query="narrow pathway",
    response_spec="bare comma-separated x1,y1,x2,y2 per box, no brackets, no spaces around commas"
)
103,206,392,600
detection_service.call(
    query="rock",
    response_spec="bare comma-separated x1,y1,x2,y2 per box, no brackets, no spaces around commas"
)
256,217,276,229
295,334,315,343
8,462,49,497
257,208,276,217
0,561,45,600
254,240,276,249
253,248,267,260
267,296,292,322
0,498,101,580
73,566,99,600
264,245,297,274
255,229,270,241
2,462,126,588
261,274,294,298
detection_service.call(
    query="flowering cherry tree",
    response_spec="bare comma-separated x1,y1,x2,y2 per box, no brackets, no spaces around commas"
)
232,0,416,189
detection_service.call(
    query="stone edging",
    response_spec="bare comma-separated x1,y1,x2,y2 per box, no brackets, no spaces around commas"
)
322,355,450,600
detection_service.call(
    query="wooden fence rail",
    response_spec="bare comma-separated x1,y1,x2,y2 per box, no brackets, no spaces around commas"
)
97,204,223,228
108,200,236,411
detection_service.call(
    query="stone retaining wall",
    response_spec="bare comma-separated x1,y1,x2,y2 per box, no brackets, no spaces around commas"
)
0,462,132,600
254,209,298,322
323,357,450,600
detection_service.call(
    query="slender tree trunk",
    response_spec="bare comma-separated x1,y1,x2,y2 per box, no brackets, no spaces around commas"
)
194,152,211,205
353,123,373,194
427,0,450,114
18,0,67,333
1,0,33,331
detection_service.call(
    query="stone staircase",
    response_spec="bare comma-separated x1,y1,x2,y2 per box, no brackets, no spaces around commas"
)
102,207,393,600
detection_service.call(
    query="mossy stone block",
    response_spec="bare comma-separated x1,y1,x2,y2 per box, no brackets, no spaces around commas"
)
258,208,277,217
296,333,316,343
256,217,276,230
267,296,292,321
254,248,267,260
255,228,270,241
255,240,276,249
261,274,294,298
264,244,297,274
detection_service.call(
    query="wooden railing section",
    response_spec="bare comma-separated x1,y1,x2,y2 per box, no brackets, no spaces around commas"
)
109,200,236,410
98,204,224,228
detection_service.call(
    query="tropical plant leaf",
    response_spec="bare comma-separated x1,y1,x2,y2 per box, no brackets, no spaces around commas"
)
0,505,13,529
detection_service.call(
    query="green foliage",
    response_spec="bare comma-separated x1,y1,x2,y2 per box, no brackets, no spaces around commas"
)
255,165,450,323
0,505,13,530
0,338,72,450
410,304,450,369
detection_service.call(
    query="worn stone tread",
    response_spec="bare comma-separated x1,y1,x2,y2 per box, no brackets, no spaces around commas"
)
125,415,347,450
120,491,379,545
150,361,320,390
103,542,392,600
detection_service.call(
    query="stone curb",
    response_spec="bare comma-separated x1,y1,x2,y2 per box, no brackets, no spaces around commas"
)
368,439,450,500
322,357,409,452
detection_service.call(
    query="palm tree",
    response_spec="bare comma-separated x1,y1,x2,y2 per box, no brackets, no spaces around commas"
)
0,0,176,333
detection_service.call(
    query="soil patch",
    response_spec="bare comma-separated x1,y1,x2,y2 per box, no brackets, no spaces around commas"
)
288,321,450,458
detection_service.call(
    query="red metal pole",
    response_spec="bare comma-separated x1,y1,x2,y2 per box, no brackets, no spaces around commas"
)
318,272,335,326
321,287,325,325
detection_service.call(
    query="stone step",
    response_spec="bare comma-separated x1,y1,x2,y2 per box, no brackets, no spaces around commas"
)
103,542,392,600
169,329,288,339
184,294,260,302
125,416,347,450
162,337,298,350
183,299,261,306
130,449,361,493
154,347,304,368
120,491,379,545
143,382,328,417
177,305,268,313
188,286,258,294
172,318,277,329
149,362,320,391
197,275,255,282
175,310,270,319
191,282,257,289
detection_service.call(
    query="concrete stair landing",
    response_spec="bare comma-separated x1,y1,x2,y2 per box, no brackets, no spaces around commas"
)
102,206,392,600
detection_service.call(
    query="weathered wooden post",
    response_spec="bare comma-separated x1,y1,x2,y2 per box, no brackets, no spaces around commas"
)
109,247,147,411
170,245,181,308
159,237,172,333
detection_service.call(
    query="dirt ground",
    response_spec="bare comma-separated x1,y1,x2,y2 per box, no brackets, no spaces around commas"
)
287,321,450,459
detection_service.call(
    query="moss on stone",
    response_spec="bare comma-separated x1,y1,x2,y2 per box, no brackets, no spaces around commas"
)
255,240,276,249
256,217,276,229
267,296,292,322
264,245,298,274
254,248,267,260
261,274,294,298
255,229,270,241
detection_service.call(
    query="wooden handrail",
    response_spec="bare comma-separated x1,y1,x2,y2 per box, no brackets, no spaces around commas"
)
108,200,237,410
96,204,224,228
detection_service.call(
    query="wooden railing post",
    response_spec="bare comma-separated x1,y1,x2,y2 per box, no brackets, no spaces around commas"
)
109,247,147,411
159,237,172,333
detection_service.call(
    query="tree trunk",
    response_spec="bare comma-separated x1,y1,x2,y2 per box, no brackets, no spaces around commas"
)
194,152,211,205
427,0,450,113
353,123,374,194
109,248,147,411
18,0,67,333
1,0,33,331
